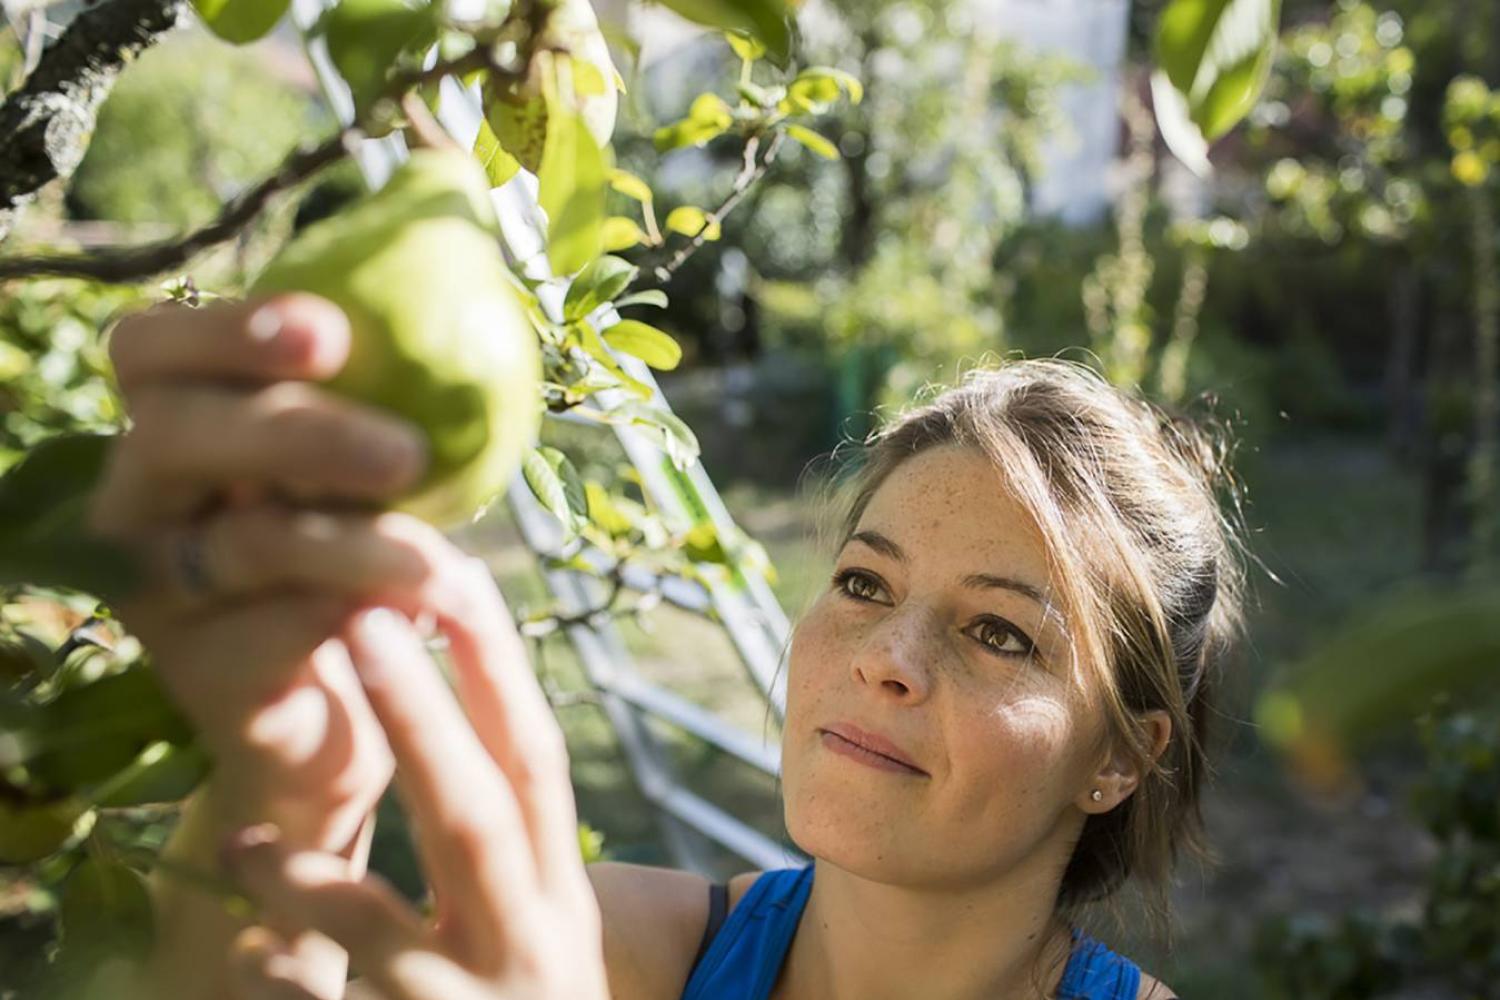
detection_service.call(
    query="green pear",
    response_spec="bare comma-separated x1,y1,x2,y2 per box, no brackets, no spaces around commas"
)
486,0,620,172
192,0,291,44
250,149,541,528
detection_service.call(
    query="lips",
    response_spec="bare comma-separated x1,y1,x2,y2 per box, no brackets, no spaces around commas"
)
820,722,927,775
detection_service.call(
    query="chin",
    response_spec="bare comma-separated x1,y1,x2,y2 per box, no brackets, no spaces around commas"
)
781,747,928,883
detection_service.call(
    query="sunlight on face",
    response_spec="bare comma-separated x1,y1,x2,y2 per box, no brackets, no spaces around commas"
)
781,445,1106,888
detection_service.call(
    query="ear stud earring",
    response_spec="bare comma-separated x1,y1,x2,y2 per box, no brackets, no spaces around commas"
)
1090,789,1103,802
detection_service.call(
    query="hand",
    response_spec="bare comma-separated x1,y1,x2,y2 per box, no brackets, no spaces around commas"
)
87,292,454,840
223,559,608,1000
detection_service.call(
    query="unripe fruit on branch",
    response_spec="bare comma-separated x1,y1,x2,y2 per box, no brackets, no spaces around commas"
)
250,149,542,528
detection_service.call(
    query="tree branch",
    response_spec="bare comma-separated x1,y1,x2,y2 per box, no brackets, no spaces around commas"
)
0,0,187,243
650,130,784,286
0,47,499,285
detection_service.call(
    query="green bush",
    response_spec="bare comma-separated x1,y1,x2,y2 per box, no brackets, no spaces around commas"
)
66,32,328,229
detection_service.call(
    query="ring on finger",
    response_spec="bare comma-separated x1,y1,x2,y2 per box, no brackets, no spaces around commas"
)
173,525,218,598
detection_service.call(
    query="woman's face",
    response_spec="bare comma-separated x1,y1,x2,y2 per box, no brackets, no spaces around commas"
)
781,444,1107,888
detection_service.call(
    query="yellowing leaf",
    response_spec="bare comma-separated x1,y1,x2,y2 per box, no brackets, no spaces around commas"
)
602,216,647,251
785,124,838,159
664,205,721,240
608,168,653,203
725,31,765,63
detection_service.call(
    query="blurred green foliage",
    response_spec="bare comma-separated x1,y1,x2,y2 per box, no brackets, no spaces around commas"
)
66,33,328,228
0,279,141,469
1254,705,1500,998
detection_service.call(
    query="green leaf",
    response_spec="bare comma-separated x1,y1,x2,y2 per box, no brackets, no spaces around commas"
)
564,255,639,322
614,289,669,310
608,168,654,203
0,433,142,599
784,123,838,159
57,857,154,963
656,0,790,64
474,115,522,188
602,216,647,251
325,0,440,115
94,742,210,808
192,0,290,43
538,108,608,276
1152,0,1280,172
603,320,682,371
664,205,721,240
522,446,589,534
1257,585,1500,774
605,401,701,468
575,322,653,398
30,668,194,790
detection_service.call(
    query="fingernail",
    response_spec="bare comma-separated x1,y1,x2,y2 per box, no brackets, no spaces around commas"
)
247,306,283,343
352,606,410,645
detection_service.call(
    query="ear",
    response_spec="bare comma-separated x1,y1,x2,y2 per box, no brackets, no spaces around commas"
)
1078,710,1172,813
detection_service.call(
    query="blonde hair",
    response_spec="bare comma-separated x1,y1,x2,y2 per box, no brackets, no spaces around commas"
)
810,356,1251,942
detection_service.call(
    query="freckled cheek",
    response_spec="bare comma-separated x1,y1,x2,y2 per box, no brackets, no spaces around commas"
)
947,700,1080,811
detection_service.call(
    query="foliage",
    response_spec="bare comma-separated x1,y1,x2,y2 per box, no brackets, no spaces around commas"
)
0,279,142,468
66,35,325,229
1253,704,1500,998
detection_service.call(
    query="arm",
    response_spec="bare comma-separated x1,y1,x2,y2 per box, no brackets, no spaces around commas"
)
587,862,713,1000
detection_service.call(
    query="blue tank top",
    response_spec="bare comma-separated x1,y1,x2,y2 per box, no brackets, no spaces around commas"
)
680,866,1144,1000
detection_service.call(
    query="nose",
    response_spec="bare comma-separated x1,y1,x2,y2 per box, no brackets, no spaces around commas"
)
851,606,934,702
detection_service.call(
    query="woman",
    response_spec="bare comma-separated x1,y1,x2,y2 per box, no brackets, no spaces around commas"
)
90,292,1244,999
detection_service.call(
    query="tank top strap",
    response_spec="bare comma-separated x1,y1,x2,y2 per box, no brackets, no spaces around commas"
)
679,865,815,1000
1056,926,1144,1000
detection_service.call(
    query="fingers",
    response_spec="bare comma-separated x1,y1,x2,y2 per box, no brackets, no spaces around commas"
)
436,559,583,893
226,831,425,1000
229,927,331,1000
342,607,537,967
122,381,427,511
149,508,445,616
108,293,351,392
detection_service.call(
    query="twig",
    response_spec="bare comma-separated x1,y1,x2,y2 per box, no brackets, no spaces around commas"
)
650,130,784,286
0,47,497,285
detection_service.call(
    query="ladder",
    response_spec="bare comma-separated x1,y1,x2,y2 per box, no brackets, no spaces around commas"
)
290,0,809,876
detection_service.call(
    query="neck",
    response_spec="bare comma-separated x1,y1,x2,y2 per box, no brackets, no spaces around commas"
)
776,857,1076,1000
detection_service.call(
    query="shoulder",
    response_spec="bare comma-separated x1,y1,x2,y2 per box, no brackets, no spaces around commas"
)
585,861,763,1000
1135,970,1179,1000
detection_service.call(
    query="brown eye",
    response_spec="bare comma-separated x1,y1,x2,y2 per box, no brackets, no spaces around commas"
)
967,617,1034,658
833,569,885,602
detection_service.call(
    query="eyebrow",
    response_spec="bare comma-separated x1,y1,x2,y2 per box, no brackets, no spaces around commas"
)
846,529,1047,606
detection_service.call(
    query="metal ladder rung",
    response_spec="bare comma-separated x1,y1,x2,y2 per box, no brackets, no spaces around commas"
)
650,783,804,872
600,671,782,776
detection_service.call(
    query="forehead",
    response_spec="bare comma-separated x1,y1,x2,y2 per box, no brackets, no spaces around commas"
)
856,444,1051,583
